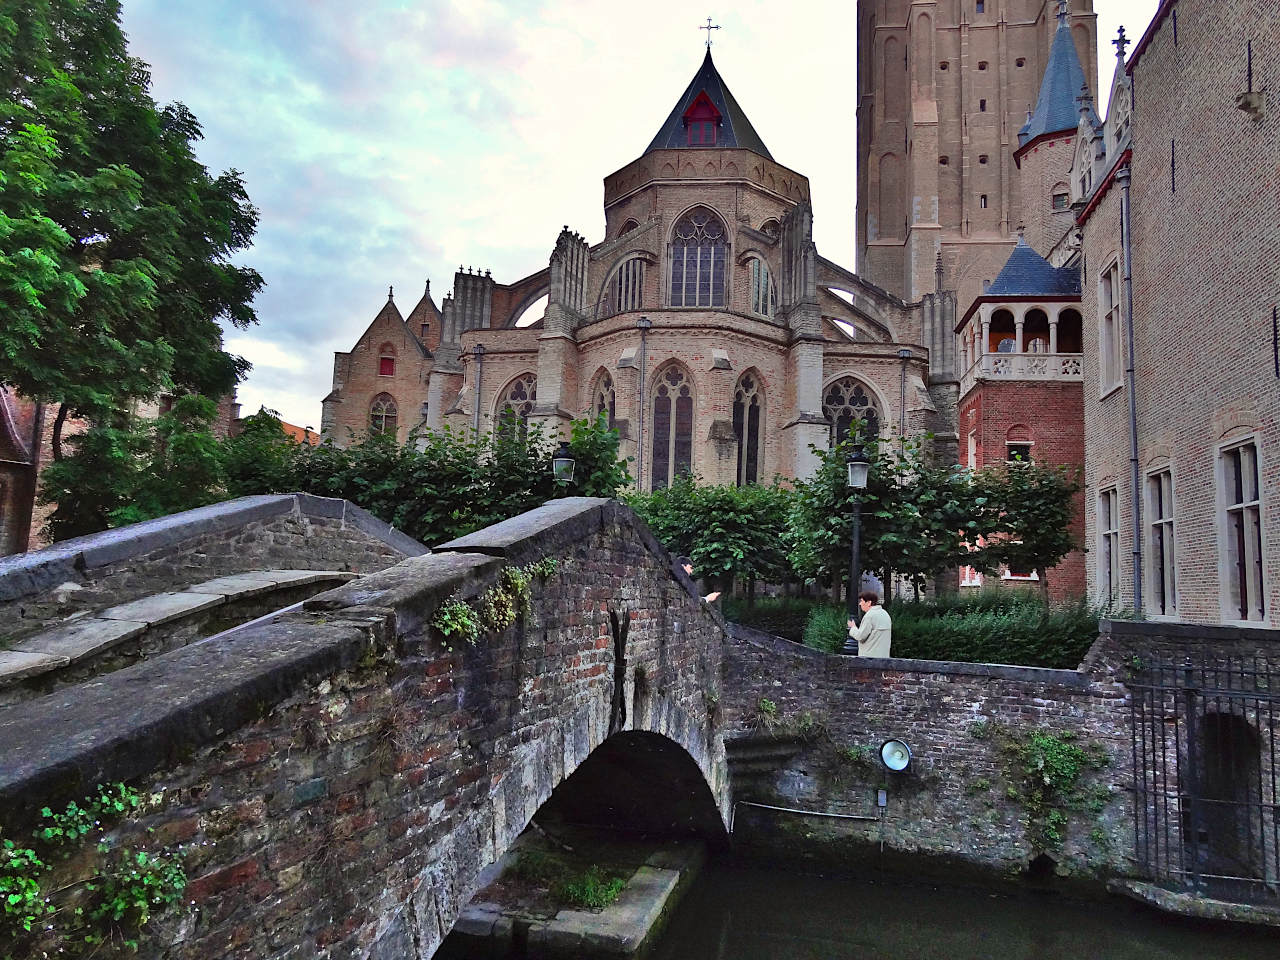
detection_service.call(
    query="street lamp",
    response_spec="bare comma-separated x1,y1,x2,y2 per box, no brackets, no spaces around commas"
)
636,316,652,490
846,442,870,619
552,440,576,486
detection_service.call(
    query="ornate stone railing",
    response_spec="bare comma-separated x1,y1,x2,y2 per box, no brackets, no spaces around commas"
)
960,352,1083,395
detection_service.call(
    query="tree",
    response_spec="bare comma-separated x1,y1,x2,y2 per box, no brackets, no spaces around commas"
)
978,460,1082,598
626,476,793,599
0,0,262,458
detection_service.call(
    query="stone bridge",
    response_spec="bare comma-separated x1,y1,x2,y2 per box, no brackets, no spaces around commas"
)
0,498,728,960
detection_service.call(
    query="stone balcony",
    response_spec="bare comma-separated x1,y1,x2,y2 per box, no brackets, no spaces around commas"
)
960,351,1083,397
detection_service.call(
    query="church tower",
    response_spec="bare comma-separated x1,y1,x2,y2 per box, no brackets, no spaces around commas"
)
856,0,1097,308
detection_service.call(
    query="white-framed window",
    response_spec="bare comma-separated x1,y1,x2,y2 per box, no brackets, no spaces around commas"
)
1220,440,1265,621
748,258,775,318
1146,469,1176,616
967,430,977,469
1099,262,1123,394
1098,487,1121,607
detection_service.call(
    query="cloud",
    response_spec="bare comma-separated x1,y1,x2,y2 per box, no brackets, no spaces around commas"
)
119,0,1162,429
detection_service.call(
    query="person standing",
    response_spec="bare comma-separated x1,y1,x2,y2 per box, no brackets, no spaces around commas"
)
845,591,891,657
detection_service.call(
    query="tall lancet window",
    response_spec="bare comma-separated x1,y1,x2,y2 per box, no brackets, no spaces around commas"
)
823,377,881,446
733,372,763,485
651,364,693,490
370,393,397,435
669,207,727,308
593,371,616,428
496,372,537,440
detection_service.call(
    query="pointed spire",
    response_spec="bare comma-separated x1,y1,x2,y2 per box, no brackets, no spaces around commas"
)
644,49,773,159
1017,2,1093,147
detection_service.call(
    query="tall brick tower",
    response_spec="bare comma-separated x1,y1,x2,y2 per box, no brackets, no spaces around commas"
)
856,0,1097,307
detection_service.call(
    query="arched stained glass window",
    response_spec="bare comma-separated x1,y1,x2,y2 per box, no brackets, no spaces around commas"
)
651,365,693,490
749,259,775,318
733,373,763,485
669,207,727,308
593,371,616,428
496,373,537,439
822,377,880,446
370,393,397,435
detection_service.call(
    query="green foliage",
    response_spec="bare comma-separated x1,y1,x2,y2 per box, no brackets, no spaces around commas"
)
511,850,565,887
788,436,1081,598
626,474,791,589
555,865,627,910
41,406,627,546
0,0,260,440
802,605,849,654
0,782,185,957
721,595,822,642
430,557,559,649
800,591,1102,668
981,723,1111,851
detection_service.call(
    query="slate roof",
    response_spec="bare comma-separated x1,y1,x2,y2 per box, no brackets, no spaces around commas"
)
985,235,1080,297
1018,8,1096,147
645,49,773,159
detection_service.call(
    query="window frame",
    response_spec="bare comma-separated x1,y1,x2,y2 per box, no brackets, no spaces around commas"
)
370,393,398,436
732,372,764,486
1098,486,1121,608
1145,467,1177,617
668,207,729,309
649,364,695,491
748,257,776,318
1099,260,1124,396
1217,438,1265,622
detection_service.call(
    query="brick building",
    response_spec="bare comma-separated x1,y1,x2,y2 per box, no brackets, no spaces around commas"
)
856,0,1097,307
1076,0,1280,626
322,50,960,488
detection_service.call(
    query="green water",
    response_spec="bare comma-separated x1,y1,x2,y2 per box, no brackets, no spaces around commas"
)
649,863,1279,959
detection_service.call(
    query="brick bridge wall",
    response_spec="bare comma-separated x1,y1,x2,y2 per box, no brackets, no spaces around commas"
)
0,493,424,642
723,620,1280,881
0,498,727,960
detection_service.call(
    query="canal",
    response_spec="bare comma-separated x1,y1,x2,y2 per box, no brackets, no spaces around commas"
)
649,862,1279,959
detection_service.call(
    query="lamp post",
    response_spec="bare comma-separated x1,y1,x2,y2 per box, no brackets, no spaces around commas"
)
846,442,870,619
897,347,912,444
552,440,576,487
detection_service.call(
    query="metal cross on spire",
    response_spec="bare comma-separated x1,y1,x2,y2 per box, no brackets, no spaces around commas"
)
700,17,720,48
1113,25,1130,59
1056,0,1069,23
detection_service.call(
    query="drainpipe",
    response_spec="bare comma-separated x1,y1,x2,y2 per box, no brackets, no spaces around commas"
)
1117,165,1142,614
471,342,485,435
636,316,651,490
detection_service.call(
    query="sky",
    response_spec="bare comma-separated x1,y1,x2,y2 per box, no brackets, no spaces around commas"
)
118,1,1161,431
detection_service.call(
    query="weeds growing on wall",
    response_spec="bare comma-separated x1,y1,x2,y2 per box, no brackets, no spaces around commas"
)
969,721,1111,851
0,784,187,958
431,557,559,650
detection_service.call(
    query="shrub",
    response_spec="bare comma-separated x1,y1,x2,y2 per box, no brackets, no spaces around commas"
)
801,591,1100,668
555,865,627,909
722,595,823,642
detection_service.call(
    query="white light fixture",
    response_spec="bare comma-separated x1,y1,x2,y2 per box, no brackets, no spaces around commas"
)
846,444,870,490
880,739,912,771
552,440,576,485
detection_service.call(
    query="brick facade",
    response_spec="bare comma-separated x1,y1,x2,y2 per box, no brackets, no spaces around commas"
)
857,0,1098,305
1079,0,1280,626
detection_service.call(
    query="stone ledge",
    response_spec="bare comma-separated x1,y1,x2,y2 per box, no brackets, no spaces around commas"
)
1108,879,1280,928
434,497,611,561
728,622,1089,688
0,614,381,826
0,650,70,684
0,494,426,604
1102,618,1280,645
10,618,147,666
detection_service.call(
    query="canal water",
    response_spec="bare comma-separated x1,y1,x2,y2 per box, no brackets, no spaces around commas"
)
649,862,1279,959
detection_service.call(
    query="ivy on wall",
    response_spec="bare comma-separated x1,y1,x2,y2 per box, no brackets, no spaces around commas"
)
0,784,187,957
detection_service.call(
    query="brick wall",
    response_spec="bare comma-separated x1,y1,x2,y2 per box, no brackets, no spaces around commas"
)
0,499,727,960
958,379,1086,599
1083,0,1280,625
0,494,420,642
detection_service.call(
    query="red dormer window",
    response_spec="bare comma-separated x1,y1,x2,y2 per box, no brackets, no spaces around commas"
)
683,91,721,146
